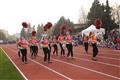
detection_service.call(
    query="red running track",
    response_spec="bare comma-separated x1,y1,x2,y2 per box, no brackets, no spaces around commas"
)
0,44,120,80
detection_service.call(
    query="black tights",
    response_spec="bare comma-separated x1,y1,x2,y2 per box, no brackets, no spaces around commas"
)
84,42,88,52
20,49,27,62
59,43,65,56
66,43,73,57
43,47,50,62
53,44,58,55
92,43,98,58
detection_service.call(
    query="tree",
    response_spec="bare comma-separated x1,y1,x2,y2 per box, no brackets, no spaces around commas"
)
87,0,117,32
78,7,87,24
111,3,120,28
103,0,117,31
20,28,27,40
87,0,103,25
52,16,74,35
27,23,32,39
36,24,44,39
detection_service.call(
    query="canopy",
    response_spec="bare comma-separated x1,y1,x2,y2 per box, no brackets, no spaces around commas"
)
82,24,105,36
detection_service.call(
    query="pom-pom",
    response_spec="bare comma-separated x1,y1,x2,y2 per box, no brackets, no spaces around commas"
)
60,24,67,34
22,22,28,28
46,22,52,29
43,22,52,31
95,18,102,29
116,38,120,43
31,30,36,36
55,34,60,40
68,28,74,32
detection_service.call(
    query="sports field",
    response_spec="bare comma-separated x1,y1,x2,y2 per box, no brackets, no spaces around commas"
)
0,44,120,80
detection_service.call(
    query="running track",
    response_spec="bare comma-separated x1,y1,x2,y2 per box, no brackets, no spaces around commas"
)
0,44,120,80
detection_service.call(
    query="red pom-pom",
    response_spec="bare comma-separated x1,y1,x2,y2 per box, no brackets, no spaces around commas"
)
43,22,52,31
116,38,120,43
95,18,102,29
68,28,74,32
31,30,36,36
60,24,66,34
44,28,47,31
47,22,52,29
22,22,28,28
55,34,60,40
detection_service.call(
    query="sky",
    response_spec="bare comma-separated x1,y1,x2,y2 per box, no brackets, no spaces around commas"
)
0,0,120,35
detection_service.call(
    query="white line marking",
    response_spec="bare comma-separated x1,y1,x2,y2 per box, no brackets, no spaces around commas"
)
0,47,28,80
29,58,72,80
49,57,120,80
78,53,120,61
58,51,120,68
72,57,120,68
8,47,120,80
114,50,120,53
7,47,72,80
98,53,120,56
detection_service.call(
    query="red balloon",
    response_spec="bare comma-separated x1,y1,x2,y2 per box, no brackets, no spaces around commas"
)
31,30,36,36
95,18,102,29
22,22,28,28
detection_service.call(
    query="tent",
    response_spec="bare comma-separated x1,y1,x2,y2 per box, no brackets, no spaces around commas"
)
82,24,105,36
81,25,105,40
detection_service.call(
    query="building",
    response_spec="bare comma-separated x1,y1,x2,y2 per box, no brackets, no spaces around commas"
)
0,29,9,38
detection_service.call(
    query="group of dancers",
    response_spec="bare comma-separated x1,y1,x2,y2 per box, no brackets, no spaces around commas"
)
16,31,74,64
16,31,99,64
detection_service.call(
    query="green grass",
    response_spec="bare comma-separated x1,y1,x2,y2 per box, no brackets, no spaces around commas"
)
0,48,24,80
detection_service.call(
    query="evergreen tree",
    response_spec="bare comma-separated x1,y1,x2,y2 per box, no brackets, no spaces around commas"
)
37,24,44,39
52,16,74,35
87,0,103,25
103,0,117,31
87,0,117,32
20,28,27,39
27,23,32,39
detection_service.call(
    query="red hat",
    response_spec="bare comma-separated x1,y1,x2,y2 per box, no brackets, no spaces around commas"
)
95,18,102,29
22,22,28,28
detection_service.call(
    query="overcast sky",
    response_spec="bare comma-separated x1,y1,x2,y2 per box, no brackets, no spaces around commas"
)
0,0,119,35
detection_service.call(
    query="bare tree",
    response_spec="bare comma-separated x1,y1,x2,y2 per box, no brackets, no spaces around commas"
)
78,6,88,24
111,3,120,25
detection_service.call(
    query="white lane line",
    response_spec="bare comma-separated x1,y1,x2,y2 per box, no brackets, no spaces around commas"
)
9,47,120,80
8,47,72,80
73,57,120,68
97,53,120,56
58,51,120,68
114,50,120,53
0,47,28,80
29,58,72,80
49,57,120,80
78,53,120,61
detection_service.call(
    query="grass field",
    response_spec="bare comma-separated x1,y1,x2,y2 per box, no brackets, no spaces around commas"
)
0,48,24,80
